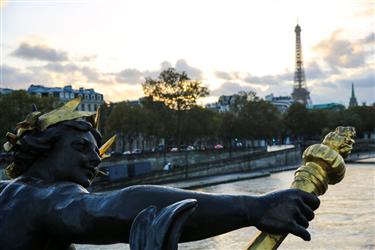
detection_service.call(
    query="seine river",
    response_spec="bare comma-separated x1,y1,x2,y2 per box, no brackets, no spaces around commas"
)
77,163,375,250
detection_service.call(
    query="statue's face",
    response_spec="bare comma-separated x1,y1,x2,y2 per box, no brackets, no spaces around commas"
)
48,129,101,187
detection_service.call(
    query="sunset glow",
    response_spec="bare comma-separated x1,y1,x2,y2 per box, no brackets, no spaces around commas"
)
1,0,374,105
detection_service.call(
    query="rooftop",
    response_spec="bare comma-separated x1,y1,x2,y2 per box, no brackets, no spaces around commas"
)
27,85,99,95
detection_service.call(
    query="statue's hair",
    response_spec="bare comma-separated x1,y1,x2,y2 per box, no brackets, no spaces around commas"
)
6,120,102,179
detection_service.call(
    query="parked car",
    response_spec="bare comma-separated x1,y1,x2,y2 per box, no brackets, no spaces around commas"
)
153,145,165,153
170,147,179,152
123,151,131,155
110,151,123,157
186,145,195,151
214,144,224,149
132,149,142,154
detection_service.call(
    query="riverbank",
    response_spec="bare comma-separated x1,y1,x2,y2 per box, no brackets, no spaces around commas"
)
164,156,374,189
167,164,299,189
92,147,302,192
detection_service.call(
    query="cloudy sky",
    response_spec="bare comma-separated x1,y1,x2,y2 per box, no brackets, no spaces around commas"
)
0,0,374,106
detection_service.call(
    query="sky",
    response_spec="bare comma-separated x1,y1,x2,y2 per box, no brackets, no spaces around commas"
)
0,0,374,106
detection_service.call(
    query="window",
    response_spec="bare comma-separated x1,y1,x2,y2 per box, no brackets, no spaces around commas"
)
81,104,85,111
97,95,101,101
91,94,95,100
59,92,64,98
85,94,89,100
70,93,74,99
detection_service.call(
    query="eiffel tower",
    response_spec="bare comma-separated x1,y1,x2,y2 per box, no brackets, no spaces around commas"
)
291,23,311,105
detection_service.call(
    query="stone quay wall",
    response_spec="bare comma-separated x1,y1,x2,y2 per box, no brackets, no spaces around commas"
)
92,147,302,192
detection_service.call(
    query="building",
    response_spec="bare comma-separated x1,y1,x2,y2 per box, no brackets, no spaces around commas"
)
27,85,104,111
348,83,358,108
0,88,13,95
205,102,221,112
217,95,238,112
206,95,239,112
291,23,311,105
308,103,345,111
265,94,293,113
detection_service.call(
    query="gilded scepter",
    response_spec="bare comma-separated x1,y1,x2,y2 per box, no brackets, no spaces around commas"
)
247,126,356,250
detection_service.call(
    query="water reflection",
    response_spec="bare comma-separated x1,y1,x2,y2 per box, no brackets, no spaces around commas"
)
77,164,375,250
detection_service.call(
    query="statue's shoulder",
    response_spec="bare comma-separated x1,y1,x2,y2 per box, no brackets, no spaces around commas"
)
0,177,88,199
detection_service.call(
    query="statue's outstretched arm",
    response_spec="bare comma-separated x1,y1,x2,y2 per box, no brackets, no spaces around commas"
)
42,183,318,244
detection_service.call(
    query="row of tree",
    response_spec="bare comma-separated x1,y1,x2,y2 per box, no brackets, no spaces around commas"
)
102,95,375,150
0,68,374,150
103,68,374,150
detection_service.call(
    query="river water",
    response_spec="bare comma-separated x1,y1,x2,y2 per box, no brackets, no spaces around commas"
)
77,163,375,250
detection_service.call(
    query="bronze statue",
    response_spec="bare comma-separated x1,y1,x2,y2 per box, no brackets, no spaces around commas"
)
0,98,321,250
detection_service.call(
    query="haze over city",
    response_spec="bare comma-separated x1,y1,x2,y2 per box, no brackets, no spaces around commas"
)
1,0,374,105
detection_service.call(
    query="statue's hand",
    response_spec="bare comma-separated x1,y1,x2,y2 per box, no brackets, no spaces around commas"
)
322,126,356,158
254,189,320,241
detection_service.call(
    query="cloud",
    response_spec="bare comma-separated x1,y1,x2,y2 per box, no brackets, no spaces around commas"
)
304,62,337,80
312,81,339,89
214,71,244,81
160,61,172,71
44,63,80,73
362,32,374,44
81,66,102,82
354,8,374,18
114,59,203,85
27,62,111,84
210,81,256,96
11,42,68,62
115,69,144,84
350,71,375,89
243,74,284,86
0,64,53,87
313,30,372,69
214,71,234,80
78,54,98,62
175,59,203,79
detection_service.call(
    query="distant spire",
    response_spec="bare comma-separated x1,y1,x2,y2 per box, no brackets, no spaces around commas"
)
349,82,358,108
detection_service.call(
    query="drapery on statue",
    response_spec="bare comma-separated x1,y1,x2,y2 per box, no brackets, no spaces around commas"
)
0,98,352,250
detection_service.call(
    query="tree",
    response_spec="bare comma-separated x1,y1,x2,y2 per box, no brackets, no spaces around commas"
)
97,102,114,139
218,112,240,148
0,90,60,146
341,106,375,138
180,106,220,146
142,68,209,111
105,102,147,152
142,68,209,145
237,100,282,143
230,91,259,114
140,97,174,146
284,103,311,142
